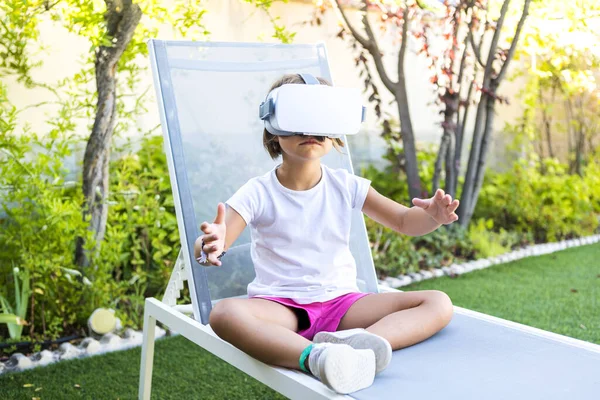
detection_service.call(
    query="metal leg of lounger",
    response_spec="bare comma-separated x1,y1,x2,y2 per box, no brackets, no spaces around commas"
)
142,297,348,400
139,302,157,400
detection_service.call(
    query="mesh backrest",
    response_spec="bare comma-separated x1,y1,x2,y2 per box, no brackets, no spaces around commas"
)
149,40,378,324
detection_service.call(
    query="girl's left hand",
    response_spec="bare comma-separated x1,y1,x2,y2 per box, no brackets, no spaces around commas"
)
412,189,460,225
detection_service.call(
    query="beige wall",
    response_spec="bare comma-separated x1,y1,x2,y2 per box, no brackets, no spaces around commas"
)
5,0,524,166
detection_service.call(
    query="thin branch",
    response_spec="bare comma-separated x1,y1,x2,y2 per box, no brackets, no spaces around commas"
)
456,33,469,91
433,134,450,191
468,30,485,68
41,1,61,11
332,0,369,48
455,3,474,91
457,66,477,140
397,4,409,82
20,101,56,112
495,0,532,83
360,1,396,92
483,0,512,81
1,148,34,176
332,0,396,93
466,3,485,69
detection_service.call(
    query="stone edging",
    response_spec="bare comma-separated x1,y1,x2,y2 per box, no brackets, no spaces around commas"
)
379,234,600,289
0,327,166,375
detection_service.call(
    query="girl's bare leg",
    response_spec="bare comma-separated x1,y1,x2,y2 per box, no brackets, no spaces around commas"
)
338,291,453,350
209,298,311,369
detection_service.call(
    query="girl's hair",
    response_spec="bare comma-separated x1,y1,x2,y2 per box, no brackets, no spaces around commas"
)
262,74,345,160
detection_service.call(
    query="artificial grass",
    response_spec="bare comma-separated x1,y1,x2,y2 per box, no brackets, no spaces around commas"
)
0,334,284,400
1,243,598,399
405,243,600,344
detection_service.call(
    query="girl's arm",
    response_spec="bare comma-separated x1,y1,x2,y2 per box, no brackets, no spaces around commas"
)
194,203,247,266
361,187,459,237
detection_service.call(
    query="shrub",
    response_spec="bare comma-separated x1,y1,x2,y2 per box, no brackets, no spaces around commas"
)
475,158,599,242
0,129,181,341
367,218,478,278
0,120,94,341
96,134,181,329
467,218,531,259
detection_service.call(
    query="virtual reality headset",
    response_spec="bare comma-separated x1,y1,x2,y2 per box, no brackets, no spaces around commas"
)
259,73,366,138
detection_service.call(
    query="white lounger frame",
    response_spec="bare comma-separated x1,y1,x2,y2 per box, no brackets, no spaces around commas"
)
138,256,600,399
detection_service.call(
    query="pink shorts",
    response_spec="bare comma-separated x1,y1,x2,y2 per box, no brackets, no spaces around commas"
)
257,292,371,340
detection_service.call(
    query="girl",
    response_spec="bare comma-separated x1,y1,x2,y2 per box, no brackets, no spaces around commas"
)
194,74,458,394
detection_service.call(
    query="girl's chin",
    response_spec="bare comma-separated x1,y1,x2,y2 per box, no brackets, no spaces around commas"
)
283,153,324,162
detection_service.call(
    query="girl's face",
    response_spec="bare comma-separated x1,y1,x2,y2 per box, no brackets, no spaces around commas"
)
276,134,333,162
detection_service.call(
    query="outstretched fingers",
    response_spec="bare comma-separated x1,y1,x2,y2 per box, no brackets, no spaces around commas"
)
443,199,460,223
443,194,452,206
447,199,460,214
434,189,445,201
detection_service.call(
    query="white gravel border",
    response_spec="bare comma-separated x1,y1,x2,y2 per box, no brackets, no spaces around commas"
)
379,234,600,289
0,327,166,375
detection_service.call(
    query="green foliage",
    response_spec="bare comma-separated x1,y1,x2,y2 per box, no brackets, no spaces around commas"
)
510,0,600,168
467,218,527,259
584,158,600,213
0,92,94,340
0,0,46,85
243,0,296,43
367,216,477,278
362,146,438,205
0,0,293,342
363,153,478,277
0,130,181,341
0,267,30,340
363,149,598,278
475,158,599,242
96,134,180,329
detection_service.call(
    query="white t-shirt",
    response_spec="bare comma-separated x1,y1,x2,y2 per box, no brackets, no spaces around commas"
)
226,164,371,304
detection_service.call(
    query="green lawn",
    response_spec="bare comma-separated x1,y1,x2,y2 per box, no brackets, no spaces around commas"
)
1,243,598,399
0,334,285,400
405,243,600,344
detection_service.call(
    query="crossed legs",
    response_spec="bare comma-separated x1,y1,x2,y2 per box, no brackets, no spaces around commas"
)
338,290,454,350
209,290,453,369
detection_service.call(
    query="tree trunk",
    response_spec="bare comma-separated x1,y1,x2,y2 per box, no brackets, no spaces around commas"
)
334,1,422,200
435,89,459,196
396,90,422,199
458,86,489,225
445,132,456,196
458,0,531,227
75,0,142,267
433,133,450,192
459,0,511,224
453,77,475,197
468,80,498,220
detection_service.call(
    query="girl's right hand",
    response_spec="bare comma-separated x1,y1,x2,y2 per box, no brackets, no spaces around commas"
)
194,203,227,266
